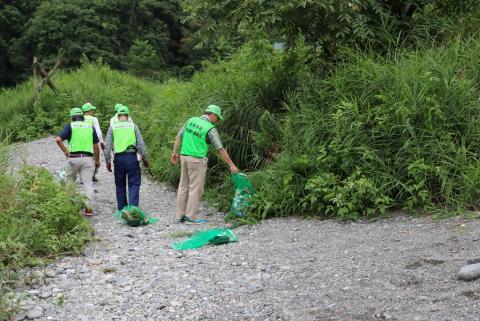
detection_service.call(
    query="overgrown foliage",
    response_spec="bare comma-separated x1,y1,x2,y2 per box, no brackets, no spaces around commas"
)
0,61,156,141
0,0,185,87
0,161,92,319
2,1,480,224
249,38,480,219
180,0,480,60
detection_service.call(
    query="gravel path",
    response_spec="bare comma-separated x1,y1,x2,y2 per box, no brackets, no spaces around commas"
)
10,137,480,321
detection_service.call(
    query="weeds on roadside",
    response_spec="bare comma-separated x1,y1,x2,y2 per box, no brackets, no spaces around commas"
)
0,165,92,320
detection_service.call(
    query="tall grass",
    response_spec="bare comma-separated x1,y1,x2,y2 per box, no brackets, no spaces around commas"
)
250,37,480,219
2,32,480,221
0,165,92,320
137,42,296,187
0,61,157,141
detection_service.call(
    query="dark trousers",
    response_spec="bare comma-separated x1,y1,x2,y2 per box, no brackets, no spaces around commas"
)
114,152,141,210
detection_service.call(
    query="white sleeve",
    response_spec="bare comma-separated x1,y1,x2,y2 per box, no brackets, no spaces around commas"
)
93,117,104,143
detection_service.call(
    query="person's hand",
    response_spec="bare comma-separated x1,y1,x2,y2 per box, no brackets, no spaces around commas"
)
230,164,239,173
95,161,100,169
106,162,112,172
100,143,106,151
142,159,150,168
64,151,69,159
170,152,179,165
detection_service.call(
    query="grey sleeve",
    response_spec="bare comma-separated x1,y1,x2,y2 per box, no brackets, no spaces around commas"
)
135,125,148,160
104,126,114,162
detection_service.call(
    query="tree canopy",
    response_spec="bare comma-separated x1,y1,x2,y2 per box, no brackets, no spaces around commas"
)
0,0,184,87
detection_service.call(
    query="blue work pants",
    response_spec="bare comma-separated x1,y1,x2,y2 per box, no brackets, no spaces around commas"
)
114,152,141,210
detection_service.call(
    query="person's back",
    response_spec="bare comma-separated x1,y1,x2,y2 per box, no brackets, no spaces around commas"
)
55,108,100,216
170,104,238,224
104,105,148,210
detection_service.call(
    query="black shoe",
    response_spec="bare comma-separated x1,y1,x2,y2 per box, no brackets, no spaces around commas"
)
92,176,99,182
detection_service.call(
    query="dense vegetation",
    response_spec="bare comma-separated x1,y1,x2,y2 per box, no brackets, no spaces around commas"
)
3,0,480,317
0,143,92,319
1,0,479,218
0,0,186,87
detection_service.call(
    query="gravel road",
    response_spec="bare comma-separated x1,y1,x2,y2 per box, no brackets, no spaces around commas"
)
10,137,480,321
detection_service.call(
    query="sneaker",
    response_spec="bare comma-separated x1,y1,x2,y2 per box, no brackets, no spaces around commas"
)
84,208,94,216
92,176,99,182
174,215,186,224
184,216,208,225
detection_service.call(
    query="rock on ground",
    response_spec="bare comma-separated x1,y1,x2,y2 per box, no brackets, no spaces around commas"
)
9,137,480,321
458,263,480,281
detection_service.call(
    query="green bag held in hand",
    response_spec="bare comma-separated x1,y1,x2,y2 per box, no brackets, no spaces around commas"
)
113,205,159,227
171,229,238,251
230,172,255,217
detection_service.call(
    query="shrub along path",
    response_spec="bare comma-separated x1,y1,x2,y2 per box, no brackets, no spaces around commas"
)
11,137,480,321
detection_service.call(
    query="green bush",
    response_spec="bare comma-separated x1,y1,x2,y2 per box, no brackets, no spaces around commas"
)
138,41,298,186
0,165,92,319
250,37,480,219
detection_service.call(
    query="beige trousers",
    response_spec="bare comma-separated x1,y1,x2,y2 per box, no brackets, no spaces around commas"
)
175,155,208,219
66,156,95,209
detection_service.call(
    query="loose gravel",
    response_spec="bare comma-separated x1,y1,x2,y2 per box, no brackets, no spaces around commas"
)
9,137,480,321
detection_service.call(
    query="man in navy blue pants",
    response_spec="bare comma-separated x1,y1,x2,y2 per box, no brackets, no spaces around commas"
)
113,152,141,209
104,105,149,210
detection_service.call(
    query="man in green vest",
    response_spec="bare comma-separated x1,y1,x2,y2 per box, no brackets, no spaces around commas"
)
81,102,105,181
171,104,238,224
55,107,100,216
104,105,149,210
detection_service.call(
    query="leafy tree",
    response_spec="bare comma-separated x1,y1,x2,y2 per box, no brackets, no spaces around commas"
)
0,0,186,87
126,39,164,78
0,1,41,86
180,0,480,59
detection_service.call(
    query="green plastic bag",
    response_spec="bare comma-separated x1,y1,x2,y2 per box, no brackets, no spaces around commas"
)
230,173,255,217
171,228,238,251
113,205,159,227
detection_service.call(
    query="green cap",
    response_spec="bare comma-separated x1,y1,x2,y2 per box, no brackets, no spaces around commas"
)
69,107,83,117
205,104,223,121
81,102,96,112
117,105,129,115
114,103,123,112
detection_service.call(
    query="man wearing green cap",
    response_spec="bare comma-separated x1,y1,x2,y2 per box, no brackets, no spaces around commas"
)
55,107,100,216
104,105,149,210
171,104,239,224
82,102,105,182
110,103,133,127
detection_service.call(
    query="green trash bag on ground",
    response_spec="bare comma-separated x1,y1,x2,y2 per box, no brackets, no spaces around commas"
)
230,172,255,217
171,229,238,251
113,205,159,227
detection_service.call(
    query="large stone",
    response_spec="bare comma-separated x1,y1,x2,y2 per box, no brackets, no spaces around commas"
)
458,263,480,281
26,307,43,319
45,270,56,278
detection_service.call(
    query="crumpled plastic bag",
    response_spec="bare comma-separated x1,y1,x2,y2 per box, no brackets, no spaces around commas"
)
230,172,255,217
54,164,68,185
171,228,238,251
113,205,159,227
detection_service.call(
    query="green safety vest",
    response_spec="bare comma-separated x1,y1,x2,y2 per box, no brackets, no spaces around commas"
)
69,121,94,153
180,117,215,158
113,121,136,153
84,115,94,126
